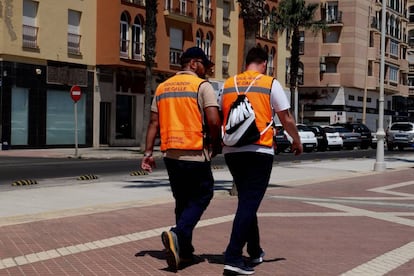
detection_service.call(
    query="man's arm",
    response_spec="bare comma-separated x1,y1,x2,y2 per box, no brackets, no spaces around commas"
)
276,109,303,156
141,111,159,172
204,106,222,157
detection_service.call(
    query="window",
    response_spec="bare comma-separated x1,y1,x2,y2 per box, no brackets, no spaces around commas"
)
222,44,230,78
223,0,231,34
357,96,363,102
11,87,29,145
68,10,82,55
120,12,130,58
267,48,275,76
196,30,202,48
132,16,144,60
203,32,212,60
204,0,212,23
170,28,183,65
390,40,398,57
23,0,39,48
348,95,355,101
197,0,203,21
389,66,398,83
180,0,187,14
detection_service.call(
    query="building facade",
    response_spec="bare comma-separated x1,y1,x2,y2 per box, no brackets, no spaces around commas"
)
0,0,96,149
95,0,217,147
299,0,410,131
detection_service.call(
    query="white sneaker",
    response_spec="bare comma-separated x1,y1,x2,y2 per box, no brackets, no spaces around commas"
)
251,251,265,264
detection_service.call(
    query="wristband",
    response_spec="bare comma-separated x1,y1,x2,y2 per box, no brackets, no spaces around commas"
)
144,152,153,157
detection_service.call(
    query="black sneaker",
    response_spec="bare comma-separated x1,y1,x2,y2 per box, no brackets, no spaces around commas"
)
161,231,180,271
223,262,255,275
250,251,265,264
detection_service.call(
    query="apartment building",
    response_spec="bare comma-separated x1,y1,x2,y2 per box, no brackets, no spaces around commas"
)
299,0,409,130
95,0,216,147
407,0,414,115
0,0,96,148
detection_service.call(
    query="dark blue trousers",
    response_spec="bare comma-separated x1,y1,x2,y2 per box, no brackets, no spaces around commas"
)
224,152,273,264
164,157,214,258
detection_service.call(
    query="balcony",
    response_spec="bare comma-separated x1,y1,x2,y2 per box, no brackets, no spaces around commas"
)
22,24,39,49
321,43,341,57
223,18,230,35
320,73,341,87
222,61,229,78
164,0,195,24
170,48,183,66
323,11,343,25
367,47,377,60
68,33,81,55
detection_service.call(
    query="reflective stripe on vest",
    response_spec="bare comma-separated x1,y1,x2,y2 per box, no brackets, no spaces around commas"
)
156,74,205,151
222,71,274,147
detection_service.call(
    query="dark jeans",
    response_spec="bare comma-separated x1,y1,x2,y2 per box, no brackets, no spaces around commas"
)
224,152,273,264
164,157,214,258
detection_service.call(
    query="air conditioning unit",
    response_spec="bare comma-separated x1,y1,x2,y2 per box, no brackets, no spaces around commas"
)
320,63,326,73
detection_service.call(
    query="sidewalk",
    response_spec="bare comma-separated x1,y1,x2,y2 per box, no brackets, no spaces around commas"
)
0,148,413,275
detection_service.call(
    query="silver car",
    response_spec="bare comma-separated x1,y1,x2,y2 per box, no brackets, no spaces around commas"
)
386,122,414,151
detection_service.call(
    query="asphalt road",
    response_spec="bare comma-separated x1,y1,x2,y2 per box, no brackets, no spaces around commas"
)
0,148,413,185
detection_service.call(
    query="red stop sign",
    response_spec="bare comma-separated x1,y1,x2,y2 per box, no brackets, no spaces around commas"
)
70,85,82,102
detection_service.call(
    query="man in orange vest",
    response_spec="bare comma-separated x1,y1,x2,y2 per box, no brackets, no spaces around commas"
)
220,46,303,275
141,47,222,271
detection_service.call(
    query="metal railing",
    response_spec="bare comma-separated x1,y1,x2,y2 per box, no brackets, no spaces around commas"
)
170,48,183,65
68,33,81,55
120,39,130,58
22,24,39,48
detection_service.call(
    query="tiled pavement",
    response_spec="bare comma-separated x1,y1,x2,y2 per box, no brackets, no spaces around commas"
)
0,164,413,275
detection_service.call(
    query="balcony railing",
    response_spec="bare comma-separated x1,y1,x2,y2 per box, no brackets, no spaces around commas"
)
165,0,194,18
324,11,343,24
170,48,183,65
120,39,130,58
68,33,81,55
222,61,229,78
22,24,39,49
223,18,230,34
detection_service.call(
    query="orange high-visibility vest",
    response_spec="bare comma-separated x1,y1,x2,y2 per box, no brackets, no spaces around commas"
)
156,74,206,151
222,70,274,147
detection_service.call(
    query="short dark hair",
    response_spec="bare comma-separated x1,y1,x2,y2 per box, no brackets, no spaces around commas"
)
245,46,268,66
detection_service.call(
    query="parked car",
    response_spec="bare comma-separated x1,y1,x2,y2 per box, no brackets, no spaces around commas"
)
331,123,372,149
322,126,343,150
371,131,377,149
309,125,328,151
273,125,291,154
295,124,318,152
326,125,361,150
386,122,414,151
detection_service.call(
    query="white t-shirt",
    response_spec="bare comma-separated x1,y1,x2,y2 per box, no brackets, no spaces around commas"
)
221,78,290,155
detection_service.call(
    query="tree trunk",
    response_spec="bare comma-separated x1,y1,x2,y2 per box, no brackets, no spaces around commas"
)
140,1,157,151
289,27,300,122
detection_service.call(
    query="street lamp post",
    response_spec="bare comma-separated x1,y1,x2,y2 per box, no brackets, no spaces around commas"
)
374,0,386,171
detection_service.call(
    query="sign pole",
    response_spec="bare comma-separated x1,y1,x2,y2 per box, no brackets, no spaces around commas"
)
70,85,82,158
74,101,78,157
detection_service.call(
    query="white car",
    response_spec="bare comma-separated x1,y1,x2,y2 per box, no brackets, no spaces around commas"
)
323,126,343,150
275,124,318,152
295,124,318,152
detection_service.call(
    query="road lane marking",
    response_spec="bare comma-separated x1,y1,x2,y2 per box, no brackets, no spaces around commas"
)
340,241,414,276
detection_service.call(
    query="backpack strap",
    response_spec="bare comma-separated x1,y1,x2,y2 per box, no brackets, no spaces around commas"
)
234,74,263,95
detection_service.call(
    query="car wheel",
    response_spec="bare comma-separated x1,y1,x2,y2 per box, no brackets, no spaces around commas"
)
387,143,394,151
371,144,377,149
398,145,404,151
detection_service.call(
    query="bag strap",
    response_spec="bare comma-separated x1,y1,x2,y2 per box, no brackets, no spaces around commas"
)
234,74,263,95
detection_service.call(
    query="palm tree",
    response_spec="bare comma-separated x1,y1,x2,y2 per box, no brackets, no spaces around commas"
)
141,0,158,151
237,0,267,67
271,0,325,121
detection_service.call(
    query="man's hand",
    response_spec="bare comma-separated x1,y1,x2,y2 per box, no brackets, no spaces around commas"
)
141,156,156,173
291,141,303,156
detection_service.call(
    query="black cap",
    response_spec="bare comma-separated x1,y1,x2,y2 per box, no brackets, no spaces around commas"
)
180,47,214,68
